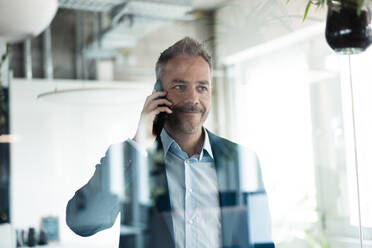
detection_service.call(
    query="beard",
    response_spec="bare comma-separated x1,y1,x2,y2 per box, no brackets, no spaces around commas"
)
165,103,208,134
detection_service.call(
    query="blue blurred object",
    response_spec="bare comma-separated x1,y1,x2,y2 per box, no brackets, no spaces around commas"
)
41,217,59,241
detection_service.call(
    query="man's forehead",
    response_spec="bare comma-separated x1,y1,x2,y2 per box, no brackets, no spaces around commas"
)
165,55,209,71
170,78,210,85
160,55,212,89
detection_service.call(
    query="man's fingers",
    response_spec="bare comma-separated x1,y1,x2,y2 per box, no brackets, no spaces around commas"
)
147,91,167,101
144,91,167,107
154,106,173,115
147,98,172,111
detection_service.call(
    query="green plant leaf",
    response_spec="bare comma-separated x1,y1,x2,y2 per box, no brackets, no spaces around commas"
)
290,0,364,22
357,0,365,16
303,0,312,22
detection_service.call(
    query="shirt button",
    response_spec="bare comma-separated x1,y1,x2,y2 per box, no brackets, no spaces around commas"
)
188,188,193,193
185,159,190,165
188,219,193,224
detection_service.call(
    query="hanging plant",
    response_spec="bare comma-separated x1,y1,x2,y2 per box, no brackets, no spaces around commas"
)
287,0,372,54
326,0,372,53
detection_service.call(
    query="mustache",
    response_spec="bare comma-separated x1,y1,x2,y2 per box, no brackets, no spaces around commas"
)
172,104,204,113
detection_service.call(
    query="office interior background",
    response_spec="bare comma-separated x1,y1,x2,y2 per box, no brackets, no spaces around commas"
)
1,0,372,247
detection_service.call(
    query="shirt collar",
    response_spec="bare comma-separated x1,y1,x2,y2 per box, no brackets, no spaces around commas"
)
201,128,214,160
160,127,214,160
160,128,175,156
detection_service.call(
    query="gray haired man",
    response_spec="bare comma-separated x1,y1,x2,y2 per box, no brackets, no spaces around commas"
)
66,37,275,248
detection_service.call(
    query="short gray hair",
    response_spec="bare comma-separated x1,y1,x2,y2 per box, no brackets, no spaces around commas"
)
155,37,212,81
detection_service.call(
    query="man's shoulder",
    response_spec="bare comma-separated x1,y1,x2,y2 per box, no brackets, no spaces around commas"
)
207,130,237,147
101,139,142,160
206,129,242,156
206,129,256,157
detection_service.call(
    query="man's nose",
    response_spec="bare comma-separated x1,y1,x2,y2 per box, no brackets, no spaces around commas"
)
186,88,199,105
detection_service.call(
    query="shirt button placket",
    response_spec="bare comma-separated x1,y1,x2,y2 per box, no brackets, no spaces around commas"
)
185,158,192,248
186,158,198,248
188,187,192,196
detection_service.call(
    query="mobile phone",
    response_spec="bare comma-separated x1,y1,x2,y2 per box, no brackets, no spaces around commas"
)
154,79,163,92
152,80,169,136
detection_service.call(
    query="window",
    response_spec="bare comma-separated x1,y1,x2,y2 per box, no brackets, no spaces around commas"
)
224,25,372,247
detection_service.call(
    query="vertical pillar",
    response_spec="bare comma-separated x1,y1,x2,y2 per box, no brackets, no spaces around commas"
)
23,39,32,79
75,10,84,79
42,27,54,79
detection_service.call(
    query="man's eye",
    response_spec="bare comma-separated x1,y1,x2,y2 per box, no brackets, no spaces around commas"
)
198,86,208,92
174,85,185,90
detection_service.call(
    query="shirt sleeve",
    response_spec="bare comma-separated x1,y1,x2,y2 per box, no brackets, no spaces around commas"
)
66,144,121,237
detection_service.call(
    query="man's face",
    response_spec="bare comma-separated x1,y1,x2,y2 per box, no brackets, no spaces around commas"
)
162,55,212,135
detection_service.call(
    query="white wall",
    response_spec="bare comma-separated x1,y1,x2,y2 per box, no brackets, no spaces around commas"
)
10,79,152,246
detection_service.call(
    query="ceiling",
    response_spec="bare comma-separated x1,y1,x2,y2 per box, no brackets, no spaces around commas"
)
192,0,231,10
58,0,232,12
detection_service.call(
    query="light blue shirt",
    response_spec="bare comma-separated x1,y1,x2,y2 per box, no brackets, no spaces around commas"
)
160,128,222,248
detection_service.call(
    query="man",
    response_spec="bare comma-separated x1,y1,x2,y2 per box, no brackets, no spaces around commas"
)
66,37,274,248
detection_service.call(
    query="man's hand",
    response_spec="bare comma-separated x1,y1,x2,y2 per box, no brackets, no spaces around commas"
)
133,91,172,146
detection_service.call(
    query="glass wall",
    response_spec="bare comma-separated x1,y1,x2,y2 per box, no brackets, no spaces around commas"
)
2,1,372,248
